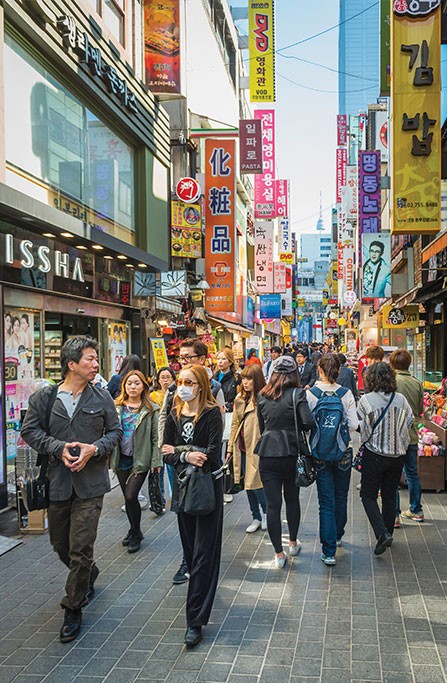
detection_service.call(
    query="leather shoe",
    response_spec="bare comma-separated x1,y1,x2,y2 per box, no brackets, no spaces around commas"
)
374,531,393,556
127,533,142,554
60,608,82,643
184,626,202,648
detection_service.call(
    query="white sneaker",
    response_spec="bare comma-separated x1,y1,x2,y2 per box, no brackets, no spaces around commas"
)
138,493,149,510
261,513,267,530
289,540,302,556
223,493,233,503
121,503,126,513
246,519,261,533
274,553,287,569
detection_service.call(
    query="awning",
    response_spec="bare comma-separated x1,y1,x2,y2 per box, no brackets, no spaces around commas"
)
422,231,447,264
413,278,447,304
208,315,254,335
154,296,183,315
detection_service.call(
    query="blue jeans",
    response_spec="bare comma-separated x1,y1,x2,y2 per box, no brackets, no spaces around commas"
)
396,444,423,515
246,488,266,521
315,455,352,557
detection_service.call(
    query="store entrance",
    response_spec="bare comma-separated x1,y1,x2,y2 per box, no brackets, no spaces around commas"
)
44,313,99,382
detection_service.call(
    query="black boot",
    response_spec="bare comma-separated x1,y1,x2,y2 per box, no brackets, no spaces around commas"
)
60,607,82,643
184,626,202,648
374,531,393,556
127,531,142,554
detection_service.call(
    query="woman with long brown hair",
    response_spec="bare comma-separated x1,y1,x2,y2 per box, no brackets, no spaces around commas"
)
227,365,267,532
213,347,241,411
162,364,223,648
256,356,314,568
110,370,161,553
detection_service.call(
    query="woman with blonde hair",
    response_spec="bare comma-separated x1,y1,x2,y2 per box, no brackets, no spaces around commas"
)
110,370,161,553
162,364,224,648
213,347,241,411
227,365,267,532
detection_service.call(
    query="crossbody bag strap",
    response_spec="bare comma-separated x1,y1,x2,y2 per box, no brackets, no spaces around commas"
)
292,389,301,457
362,392,395,449
38,385,59,481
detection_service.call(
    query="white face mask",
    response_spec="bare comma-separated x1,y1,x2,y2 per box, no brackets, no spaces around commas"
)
177,385,196,402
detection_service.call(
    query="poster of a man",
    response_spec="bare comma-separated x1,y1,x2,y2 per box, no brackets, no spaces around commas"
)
362,233,392,299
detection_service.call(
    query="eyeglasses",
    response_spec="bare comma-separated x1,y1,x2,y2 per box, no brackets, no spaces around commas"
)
176,378,198,387
179,354,199,363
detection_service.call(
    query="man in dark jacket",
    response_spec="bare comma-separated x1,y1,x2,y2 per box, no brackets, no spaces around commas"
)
295,349,317,390
337,353,358,400
21,337,122,644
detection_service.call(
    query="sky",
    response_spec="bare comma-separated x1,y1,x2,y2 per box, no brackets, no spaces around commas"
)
231,0,340,236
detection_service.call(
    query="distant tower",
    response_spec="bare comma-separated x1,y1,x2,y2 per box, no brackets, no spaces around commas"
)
316,192,324,231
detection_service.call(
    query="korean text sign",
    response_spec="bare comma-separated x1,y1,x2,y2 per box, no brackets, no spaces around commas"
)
336,148,347,203
273,262,286,293
239,119,263,174
391,2,441,234
150,338,169,371
144,0,181,94
278,217,293,263
275,179,289,218
248,0,275,102
170,201,202,258
337,115,347,146
254,221,274,293
254,110,276,218
205,140,236,312
359,151,381,235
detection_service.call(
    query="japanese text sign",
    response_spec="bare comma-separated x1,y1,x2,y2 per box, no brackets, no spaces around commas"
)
254,221,274,293
391,2,441,234
239,119,263,174
359,151,381,235
275,179,289,218
336,148,347,203
204,139,236,312
248,0,275,102
337,115,347,146
273,262,286,293
254,109,276,218
144,0,181,94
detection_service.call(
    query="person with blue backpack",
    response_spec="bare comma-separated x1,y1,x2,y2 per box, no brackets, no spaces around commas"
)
306,354,358,566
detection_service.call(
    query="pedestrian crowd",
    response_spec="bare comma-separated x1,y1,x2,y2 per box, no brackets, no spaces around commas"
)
20,336,425,649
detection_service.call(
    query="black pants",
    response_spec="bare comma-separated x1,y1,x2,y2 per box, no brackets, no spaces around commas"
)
48,492,103,610
360,448,404,539
259,456,300,553
178,478,223,628
117,470,148,535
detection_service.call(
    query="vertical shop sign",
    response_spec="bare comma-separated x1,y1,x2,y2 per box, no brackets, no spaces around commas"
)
359,151,381,235
275,179,289,218
254,220,274,293
281,266,293,316
205,139,236,312
362,232,392,300
248,0,275,102
170,201,202,258
259,294,281,319
273,262,286,293
144,0,181,94
4,310,35,381
109,322,128,374
380,0,391,95
239,119,263,174
391,1,441,234
150,338,169,371
336,148,347,202
337,114,347,146
254,109,276,218
342,165,359,223
278,217,293,264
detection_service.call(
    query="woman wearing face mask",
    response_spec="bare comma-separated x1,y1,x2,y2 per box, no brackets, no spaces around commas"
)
110,371,161,553
151,366,177,504
227,365,267,532
162,364,223,648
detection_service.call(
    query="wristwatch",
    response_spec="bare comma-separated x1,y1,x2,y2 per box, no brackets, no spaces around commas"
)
93,446,100,458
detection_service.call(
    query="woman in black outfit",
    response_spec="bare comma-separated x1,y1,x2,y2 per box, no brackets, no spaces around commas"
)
213,347,241,411
257,355,314,568
162,364,223,647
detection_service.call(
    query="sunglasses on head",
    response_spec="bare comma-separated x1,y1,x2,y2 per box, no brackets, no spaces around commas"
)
176,378,198,387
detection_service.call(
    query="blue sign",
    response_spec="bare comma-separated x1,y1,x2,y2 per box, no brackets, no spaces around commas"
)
244,296,255,328
260,294,281,320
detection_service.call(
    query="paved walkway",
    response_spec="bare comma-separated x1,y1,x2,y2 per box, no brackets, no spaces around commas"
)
0,467,447,683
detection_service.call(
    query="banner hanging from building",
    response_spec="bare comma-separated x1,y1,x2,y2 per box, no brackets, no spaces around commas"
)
391,1,441,234
337,114,347,146
281,266,293,316
359,151,381,235
254,220,274,293
382,304,419,329
341,165,359,224
278,218,293,264
254,109,276,218
362,232,392,300
248,0,275,102
273,262,286,293
170,201,202,258
144,0,181,94
275,179,289,218
204,139,236,312
239,119,263,174
336,148,347,203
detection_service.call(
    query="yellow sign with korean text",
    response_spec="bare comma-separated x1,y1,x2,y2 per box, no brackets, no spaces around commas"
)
248,0,275,102
391,4,441,234
382,305,419,329
150,338,169,372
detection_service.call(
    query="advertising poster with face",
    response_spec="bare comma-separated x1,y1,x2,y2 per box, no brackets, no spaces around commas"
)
109,322,128,376
362,233,392,300
4,310,35,381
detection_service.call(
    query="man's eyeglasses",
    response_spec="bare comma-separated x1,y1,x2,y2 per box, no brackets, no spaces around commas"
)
179,354,199,363
176,378,198,387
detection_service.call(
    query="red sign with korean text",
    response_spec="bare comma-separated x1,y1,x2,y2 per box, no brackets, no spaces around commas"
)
239,119,263,174
275,179,289,218
204,140,236,312
254,110,276,218
337,114,347,146
336,148,347,203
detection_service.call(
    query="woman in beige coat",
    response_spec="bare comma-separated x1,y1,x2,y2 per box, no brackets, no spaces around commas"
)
227,365,267,533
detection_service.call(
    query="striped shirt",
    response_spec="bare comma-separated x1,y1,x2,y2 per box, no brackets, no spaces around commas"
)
357,391,414,458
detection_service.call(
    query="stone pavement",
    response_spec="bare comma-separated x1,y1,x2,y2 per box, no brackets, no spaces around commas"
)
0,469,447,683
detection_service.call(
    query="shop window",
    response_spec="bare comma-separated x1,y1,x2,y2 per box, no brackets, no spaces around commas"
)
4,34,135,244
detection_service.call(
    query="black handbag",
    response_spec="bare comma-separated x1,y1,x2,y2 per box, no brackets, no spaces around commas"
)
180,465,216,516
25,385,59,512
148,470,164,515
353,393,395,472
293,389,316,488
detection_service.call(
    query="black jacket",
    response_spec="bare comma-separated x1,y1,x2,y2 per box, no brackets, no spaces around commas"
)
256,387,315,457
213,371,241,411
338,365,358,400
163,405,223,511
297,360,317,388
